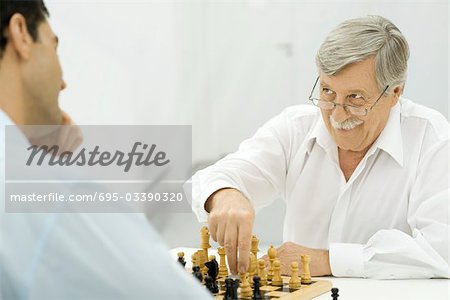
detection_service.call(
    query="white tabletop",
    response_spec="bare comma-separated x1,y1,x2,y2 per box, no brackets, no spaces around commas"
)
170,247,449,300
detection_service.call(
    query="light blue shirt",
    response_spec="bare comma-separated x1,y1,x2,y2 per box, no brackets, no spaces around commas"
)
0,110,212,299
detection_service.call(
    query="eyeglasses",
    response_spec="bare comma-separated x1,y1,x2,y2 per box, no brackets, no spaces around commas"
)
308,76,389,116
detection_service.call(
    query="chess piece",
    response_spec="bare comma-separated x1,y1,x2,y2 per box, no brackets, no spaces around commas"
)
218,247,229,277
267,245,277,281
289,262,301,289
271,259,283,286
248,252,257,285
224,278,234,300
224,277,239,300
177,252,186,267
197,249,208,277
331,287,339,299
257,259,267,285
231,278,239,300
239,272,252,298
205,255,219,292
301,255,312,284
200,226,211,259
205,255,219,280
252,276,262,300
251,235,259,257
204,275,219,294
191,252,198,269
192,266,203,282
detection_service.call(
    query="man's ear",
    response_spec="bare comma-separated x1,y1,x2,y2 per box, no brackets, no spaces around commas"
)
390,86,403,107
5,13,35,60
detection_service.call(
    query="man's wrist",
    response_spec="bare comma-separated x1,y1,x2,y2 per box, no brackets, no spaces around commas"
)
204,188,235,212
322,250,332,275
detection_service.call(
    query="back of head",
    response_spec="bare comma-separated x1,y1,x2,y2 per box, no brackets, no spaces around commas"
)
316,15,410,93
0,0,49,58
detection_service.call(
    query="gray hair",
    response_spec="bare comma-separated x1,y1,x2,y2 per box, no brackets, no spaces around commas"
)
316,15,410,93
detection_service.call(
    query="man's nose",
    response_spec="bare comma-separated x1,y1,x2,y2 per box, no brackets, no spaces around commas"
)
331,98,350,123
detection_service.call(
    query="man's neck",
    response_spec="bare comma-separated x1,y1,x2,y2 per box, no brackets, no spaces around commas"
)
338,147,369,161
338,146,372,181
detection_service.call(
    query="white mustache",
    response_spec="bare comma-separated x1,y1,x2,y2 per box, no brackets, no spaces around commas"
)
330,115,363,130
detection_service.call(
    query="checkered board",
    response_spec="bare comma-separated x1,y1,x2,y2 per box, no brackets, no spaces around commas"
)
214,276,332,300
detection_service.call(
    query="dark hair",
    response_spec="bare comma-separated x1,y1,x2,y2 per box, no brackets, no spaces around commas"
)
0,0,49,57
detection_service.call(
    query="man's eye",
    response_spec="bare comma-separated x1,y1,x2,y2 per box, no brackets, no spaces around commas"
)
322,88,334,95
349,93,364,99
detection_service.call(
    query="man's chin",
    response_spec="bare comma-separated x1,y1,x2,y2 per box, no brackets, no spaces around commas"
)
26,110,63,125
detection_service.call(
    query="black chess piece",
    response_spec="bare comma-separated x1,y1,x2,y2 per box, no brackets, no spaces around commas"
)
331,287,339,300
224,278,233,300
205,258,219,293
204,275,219,294
231,278,239,300
192,266,203,283
205,258,219,281
177,256,186,267
252,276,262,300
224,277,239,300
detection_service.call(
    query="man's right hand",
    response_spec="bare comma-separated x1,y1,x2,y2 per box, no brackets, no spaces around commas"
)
205,188,255,275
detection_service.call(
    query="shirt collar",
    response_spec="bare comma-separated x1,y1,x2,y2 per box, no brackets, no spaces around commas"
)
307,112,336,155
306,101,404,167
370,101,403,166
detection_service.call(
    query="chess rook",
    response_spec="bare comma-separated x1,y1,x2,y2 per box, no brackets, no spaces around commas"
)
301,255,312,284
200,226,211,259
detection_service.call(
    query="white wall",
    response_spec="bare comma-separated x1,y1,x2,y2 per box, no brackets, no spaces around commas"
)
47,0,449,247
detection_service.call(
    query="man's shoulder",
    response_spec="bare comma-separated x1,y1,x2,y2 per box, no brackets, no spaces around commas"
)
271,105,321,138
400,98,449,142
279,105,320,127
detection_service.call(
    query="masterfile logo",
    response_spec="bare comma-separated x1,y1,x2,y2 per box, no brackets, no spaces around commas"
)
26,142,170,172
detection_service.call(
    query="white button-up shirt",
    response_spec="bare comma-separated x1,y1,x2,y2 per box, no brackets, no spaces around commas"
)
190,98,450,279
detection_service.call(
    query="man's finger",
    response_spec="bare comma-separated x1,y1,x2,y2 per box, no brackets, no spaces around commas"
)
237,224,252,274
208,220,218,242
215,223,224,245
224,225,238,274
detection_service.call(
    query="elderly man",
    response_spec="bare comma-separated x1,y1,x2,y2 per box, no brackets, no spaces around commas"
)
190,15,449,279
0,1,212,298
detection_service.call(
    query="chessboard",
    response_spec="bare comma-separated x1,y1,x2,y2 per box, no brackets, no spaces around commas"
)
178,226,333,300
214,276,332,300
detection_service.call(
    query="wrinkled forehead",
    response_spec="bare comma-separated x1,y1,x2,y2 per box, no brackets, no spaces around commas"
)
319,58,379,93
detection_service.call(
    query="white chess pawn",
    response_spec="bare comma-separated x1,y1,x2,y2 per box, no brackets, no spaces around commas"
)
257,259,267,285
248,253,257,279
271,259,283,286
289,261,301,289
239,272,252,298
